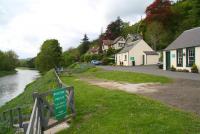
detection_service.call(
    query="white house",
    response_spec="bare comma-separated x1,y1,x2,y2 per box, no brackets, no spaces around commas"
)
112,36,126,50
102,40,113,52
163,27,200,72
116,39,159,66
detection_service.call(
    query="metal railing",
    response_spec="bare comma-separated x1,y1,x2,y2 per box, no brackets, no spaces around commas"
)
25,69,76,134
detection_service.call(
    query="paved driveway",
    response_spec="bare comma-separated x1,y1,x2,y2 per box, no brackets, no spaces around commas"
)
99,65,200,81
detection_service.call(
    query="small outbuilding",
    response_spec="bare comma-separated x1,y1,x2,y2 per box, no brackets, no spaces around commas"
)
116,39,159,66
163,27,200,72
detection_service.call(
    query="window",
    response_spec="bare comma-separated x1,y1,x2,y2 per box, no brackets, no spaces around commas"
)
177,49,183,67
124,55,127,61
118,43,124,47
187,47,195,67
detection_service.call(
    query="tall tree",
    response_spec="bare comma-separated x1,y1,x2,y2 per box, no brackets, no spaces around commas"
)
105,17,124,40
35,39,63,73
145,0,173,25
145,21,168,50
78,34,90,55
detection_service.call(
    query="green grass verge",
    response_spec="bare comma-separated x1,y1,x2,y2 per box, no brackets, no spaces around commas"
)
0,70,58,133
0,70,17,77
58,75,200,134
83,68,172,84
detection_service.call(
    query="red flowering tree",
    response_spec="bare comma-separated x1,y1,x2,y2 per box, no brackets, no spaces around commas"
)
145,0,173,24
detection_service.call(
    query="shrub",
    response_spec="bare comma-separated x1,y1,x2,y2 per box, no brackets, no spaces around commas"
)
191,64,199,73
158,64,163,69
170,65,176,71
84,55,92,63
102,57,115,65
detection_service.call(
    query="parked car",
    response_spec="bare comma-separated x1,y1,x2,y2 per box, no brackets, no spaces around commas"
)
91,60,102,65
157,62,163,69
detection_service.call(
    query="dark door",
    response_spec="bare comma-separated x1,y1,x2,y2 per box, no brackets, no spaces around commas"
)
166,51,171,70
142,55,145,65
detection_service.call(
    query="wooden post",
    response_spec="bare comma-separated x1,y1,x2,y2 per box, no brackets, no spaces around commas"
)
69,87,76,116
9,109,13,127
18,107,23,128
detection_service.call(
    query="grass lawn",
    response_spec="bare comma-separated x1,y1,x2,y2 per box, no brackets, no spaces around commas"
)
0,70,16,77
82,68,172,84
58,75,200,134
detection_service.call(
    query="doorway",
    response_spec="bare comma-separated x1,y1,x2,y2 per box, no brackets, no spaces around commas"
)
166,51,171,70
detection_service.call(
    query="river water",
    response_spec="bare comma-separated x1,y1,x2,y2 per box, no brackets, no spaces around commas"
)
0,69,40,107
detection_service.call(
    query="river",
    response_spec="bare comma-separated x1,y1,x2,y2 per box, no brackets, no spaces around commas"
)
0,69,40,107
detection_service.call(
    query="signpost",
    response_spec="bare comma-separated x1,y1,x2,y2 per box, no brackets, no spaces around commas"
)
53,88,67,120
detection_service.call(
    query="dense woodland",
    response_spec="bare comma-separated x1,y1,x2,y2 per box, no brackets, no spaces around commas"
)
24,0,200,73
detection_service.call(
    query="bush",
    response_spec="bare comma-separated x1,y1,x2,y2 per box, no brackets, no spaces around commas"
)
84,55,92,63
102,57,115,65
158,64,163,69
191,64,199,73
170,65,176,71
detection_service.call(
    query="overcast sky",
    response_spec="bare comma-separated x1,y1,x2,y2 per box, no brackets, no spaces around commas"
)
0,0,156,58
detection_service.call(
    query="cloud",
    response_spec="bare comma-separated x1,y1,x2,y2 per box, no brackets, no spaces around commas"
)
0,0,155,58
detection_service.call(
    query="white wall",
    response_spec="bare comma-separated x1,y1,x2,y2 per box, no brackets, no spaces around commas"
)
163,51,166,70
128,40,155,66
195,47,200,71
163,47,200,72
116,52,128,66
146,55,159,65
102,44,109,52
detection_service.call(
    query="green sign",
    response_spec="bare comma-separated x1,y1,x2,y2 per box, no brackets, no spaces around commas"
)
53,88,67,120
130,57,135,61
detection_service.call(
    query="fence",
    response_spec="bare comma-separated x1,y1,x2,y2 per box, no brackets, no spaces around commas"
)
0,69,76,134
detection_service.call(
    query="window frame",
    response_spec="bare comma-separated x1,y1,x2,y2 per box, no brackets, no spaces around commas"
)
186,47,195,67
124,55,127,61
176,49,183,67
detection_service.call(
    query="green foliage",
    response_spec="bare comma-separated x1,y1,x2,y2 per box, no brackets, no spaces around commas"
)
106,48,116,56
191,64,199,73
78,34,90,55
105,17,124,40
19,58,35,68
102,57,115,65
35,39,63,73
68,63,94,73
145,21,170,50
63,48,80,67
0,50,19,71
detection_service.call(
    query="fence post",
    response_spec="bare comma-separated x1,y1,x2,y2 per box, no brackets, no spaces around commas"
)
18,107,23,128
69,87,76,116
33,92,44,134
9,109,13,127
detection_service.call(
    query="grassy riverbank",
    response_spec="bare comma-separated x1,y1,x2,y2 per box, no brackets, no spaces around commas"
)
0,70,17,77
0,70,57,113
